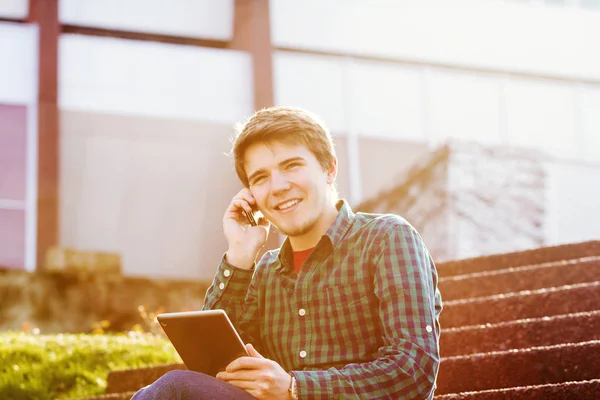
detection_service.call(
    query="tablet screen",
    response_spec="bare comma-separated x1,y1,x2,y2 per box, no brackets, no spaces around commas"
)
157,309,248,377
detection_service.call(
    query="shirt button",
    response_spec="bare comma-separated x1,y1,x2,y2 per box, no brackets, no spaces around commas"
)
298,309,306,316
426,325,433,333
219,283,225,290
224,269,231,277
299,350,307,358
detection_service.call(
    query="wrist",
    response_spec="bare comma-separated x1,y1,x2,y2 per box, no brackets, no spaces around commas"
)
225,250,256,270
288,372,298,399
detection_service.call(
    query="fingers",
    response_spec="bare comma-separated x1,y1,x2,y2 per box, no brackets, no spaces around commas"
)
217,356,289,399
225,356,266,373
226,189,257,216
246,343,265,359
229,198,253,215
216,366,260,382
235,188,256,208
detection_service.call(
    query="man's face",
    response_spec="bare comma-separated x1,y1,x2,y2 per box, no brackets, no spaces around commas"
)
244,141,335,238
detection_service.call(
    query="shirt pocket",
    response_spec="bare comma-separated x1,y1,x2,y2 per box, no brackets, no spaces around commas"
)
324,281,380,349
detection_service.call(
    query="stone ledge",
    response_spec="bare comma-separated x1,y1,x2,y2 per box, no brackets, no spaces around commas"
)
106,363,185,394
0,268,210,333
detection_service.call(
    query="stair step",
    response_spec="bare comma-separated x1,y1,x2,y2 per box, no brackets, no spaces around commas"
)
440,281,600,328
441,310,600,356
437,240,600,278
439,257,600,301
435,340,600,395
434,379,600,400
106,363,184,394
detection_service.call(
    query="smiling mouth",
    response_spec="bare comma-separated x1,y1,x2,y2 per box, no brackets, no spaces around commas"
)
274,199,301,212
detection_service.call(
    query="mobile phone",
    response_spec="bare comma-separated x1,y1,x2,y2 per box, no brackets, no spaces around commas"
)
242,209,257,226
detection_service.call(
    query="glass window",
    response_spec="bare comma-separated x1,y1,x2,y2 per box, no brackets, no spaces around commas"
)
580,0,600,9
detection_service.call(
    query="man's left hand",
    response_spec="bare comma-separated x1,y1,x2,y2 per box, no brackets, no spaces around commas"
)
216,343,291,400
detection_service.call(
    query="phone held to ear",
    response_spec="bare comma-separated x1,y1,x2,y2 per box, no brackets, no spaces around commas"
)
242,209,257,226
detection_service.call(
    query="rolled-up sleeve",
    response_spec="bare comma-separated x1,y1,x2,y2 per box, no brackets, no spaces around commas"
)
202,255,254,318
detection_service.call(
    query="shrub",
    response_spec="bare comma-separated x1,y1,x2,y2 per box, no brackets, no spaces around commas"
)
0,331,182,400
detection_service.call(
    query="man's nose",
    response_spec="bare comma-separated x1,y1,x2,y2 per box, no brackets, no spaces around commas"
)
271,171,291,194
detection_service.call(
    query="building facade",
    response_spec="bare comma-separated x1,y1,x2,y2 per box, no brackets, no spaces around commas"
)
0,0,599,278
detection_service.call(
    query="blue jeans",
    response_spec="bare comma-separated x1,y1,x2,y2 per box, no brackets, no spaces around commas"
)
130,370,257,400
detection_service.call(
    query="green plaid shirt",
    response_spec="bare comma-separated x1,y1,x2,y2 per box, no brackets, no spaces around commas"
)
204,200,442,399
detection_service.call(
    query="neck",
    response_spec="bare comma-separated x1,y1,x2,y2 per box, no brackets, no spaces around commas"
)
289,199,339,251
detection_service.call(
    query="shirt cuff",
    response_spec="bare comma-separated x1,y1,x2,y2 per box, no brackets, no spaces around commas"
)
212,254,254,300
291,370,333,400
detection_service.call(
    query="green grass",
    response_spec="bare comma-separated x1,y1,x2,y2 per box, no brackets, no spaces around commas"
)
0,331,182,400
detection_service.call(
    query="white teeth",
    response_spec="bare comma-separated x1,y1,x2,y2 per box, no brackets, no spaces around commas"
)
277,199,299,210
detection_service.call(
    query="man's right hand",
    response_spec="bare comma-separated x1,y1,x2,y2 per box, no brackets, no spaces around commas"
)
223,188,270,270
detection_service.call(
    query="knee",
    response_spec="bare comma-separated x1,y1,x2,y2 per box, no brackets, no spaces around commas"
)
159,369,194,383
133,369,193,399
156,369,201,393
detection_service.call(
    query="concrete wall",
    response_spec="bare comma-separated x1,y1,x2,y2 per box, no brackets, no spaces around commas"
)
544,159,600,247
58,35,253,280
60,111,242,280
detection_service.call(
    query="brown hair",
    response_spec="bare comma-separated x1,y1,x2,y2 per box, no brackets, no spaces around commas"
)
231,107,336,188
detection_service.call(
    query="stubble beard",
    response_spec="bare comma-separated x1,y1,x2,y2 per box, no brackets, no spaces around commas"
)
276,211,321,238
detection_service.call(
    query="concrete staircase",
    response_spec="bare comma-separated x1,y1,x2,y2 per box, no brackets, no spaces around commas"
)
81,240,600,400
435,240,600,399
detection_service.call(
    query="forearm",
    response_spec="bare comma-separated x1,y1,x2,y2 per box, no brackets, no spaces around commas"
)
203,255,267,352
202,255,254,323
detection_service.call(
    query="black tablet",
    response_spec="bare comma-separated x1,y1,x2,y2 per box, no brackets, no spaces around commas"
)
156,309,248,377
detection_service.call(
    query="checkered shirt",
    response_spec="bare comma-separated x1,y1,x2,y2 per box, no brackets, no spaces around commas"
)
203,200,442,399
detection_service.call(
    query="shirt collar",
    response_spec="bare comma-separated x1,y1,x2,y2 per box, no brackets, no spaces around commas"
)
276,199,355,272
324,199,356,248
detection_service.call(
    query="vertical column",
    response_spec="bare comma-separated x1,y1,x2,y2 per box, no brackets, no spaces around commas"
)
230,0,274,109
28,0,59,270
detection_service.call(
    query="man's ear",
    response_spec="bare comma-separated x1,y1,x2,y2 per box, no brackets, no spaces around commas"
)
327,157,338,185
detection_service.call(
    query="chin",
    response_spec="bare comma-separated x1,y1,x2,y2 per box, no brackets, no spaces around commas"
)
278,220,315,238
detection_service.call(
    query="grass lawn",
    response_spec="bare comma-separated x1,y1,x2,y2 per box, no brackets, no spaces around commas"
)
0,331,182,400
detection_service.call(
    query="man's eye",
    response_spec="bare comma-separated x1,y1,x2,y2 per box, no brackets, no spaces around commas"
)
252,176,266,185
286,163,300,169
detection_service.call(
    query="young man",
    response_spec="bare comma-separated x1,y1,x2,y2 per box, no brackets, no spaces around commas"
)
133,107,442,399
